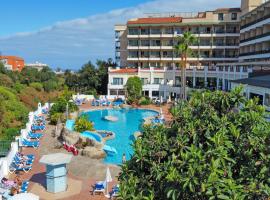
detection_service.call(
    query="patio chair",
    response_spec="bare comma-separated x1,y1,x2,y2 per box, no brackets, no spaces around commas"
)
12,156,33,166
9,163,32,174
92,181,105,195
20,181,29,193
21,139,40,148
27,132,43,140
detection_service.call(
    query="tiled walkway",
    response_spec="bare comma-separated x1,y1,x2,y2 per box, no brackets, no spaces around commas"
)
13,121,115,200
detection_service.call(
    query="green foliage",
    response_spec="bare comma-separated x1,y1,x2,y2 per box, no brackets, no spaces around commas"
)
65,59,114,95
13,82,26,93
43,80,58,92
50,113,65,125
74,116,94,132
125,76,142,104
119,87,270,199
29,82,43,91
138,96,151,105
0,87,29,139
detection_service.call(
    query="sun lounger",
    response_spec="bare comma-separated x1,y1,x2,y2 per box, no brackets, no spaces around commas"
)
31,125,45,131
22,139,40,148
20,181,29,193
9,163,32,174
93,181,105,195
12,156,33,166
27,132,43,139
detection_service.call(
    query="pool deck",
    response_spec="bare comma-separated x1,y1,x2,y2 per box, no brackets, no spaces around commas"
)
11,103,172,200
11,120,119,200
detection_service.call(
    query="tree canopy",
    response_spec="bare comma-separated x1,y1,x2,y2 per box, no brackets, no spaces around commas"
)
119,87,270,200
125,76,142,104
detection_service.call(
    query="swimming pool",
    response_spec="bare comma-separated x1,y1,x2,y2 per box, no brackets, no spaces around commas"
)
82,108,157,164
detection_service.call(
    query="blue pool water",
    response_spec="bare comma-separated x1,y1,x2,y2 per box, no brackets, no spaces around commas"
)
81,131,102,142
82,108,157,164
66,120,75,131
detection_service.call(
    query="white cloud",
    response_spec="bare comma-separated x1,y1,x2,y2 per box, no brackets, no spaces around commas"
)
0,0,240,69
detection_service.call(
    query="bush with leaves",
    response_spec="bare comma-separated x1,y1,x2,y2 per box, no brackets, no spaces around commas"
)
74,116,94,132
138,96,151,105
125,76,142,105
118,87,270,200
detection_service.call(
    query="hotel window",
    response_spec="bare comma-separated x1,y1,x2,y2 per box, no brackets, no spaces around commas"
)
141,40,150,46
231,13,237,20
175,76,181,86
115,41,120,49
115,31,120,39
128,51,138,58
265,93,270,107
129,40,139,46
141,28,149,35
151,40,161,46
112,78,123,85
151,28,161,35
152,91,159,97
218,13,224,21
153,78,162,84
141,78,149,85
128,28,139,35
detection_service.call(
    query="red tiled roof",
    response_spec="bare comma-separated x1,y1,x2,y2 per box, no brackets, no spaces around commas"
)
128,17,182,25
0,55,24,61
110,68,138,74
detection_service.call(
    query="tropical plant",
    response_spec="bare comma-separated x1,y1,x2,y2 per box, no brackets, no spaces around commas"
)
74,116,94,132
174,32,197,100
125,76,142,104
139,96,151,105
118,87,270,199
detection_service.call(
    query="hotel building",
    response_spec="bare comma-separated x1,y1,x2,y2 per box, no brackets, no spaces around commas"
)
231,0,270,112
108,0,270,100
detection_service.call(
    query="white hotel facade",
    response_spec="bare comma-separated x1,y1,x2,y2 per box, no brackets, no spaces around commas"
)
108,0,270,100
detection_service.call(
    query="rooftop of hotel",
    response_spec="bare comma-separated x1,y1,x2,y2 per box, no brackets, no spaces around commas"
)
231,75,270,89
127,7,241,25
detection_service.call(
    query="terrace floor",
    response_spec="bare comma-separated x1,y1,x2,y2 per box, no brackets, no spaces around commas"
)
10,102,172,200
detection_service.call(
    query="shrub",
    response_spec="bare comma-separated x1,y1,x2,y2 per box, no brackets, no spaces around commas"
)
43,80,58,92
119,87,270,199
74,116,94,132
125,76,142,104
50,113,65,125
13,83,25,93
30,82,43,91
139,96,151,105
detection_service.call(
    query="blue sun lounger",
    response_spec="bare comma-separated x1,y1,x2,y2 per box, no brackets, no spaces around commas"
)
93,181,105,195
28,132,43,139
12,156,33,166
9,163,32,173
31,125,45,131
20,181,29,193
22,139,40,148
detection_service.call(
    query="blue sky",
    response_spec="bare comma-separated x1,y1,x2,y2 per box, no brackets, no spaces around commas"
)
0,0,240,69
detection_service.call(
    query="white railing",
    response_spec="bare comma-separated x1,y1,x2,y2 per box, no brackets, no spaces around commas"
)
0,102,50,179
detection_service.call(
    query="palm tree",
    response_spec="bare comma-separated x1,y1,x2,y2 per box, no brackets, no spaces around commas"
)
174,32,197,100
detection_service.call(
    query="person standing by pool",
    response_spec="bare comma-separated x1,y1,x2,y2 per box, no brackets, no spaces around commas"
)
122,153,126,163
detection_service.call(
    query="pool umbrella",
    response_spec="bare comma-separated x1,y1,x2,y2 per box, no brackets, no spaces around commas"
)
10,193,39,200
160,108,163,115
104,167,113,198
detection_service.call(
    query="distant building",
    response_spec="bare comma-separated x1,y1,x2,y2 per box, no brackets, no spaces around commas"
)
26,61,48,71
0,55,25,71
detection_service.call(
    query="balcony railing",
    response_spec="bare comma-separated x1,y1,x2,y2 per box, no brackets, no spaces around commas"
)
240,32,270,43
239,49,270,56
241,13,270,29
